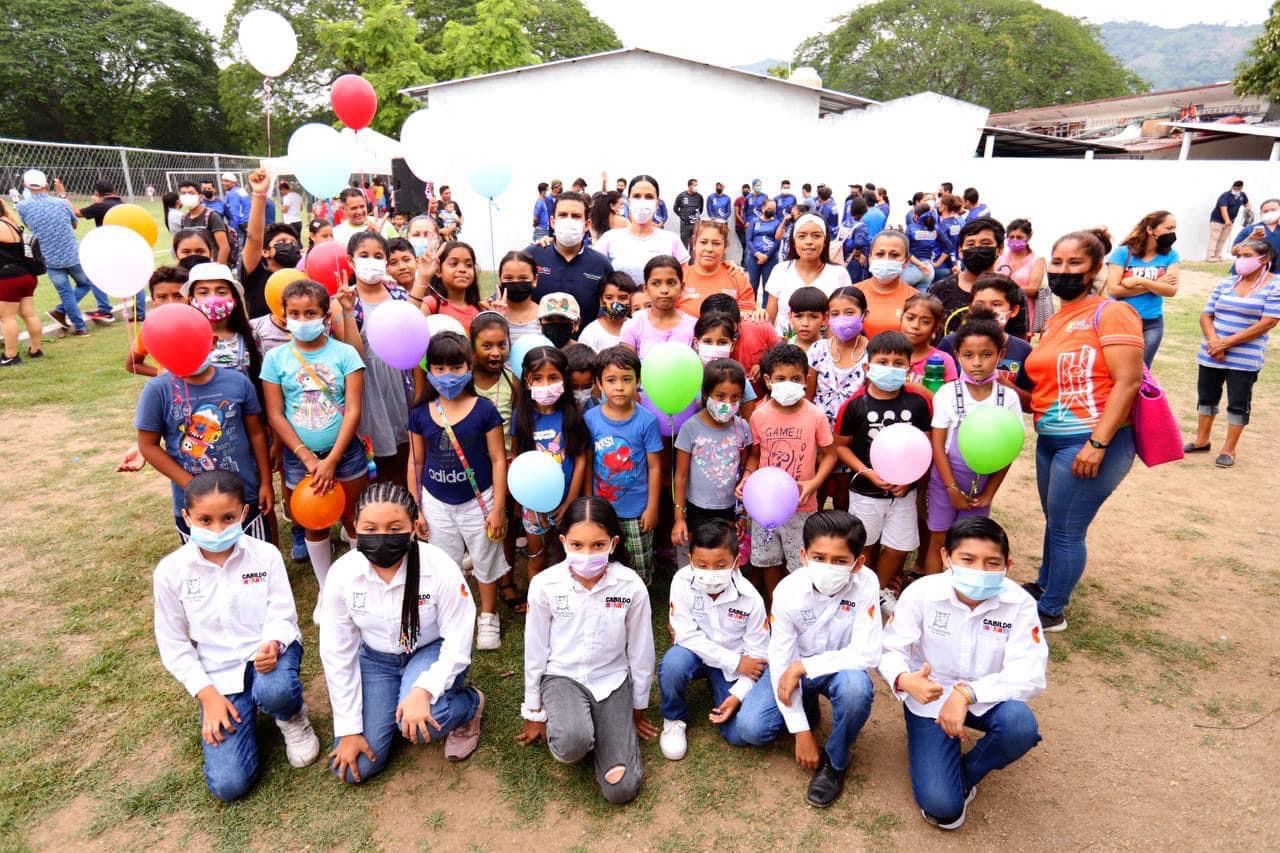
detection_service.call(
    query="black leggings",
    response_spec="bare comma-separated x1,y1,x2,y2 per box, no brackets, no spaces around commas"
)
1197,364,1258,426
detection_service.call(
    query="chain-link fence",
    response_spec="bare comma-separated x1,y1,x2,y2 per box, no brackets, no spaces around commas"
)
0,137,264,203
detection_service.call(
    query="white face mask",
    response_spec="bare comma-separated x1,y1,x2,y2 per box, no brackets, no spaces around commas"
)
769,380,805,406
555,217,585,247
179,193,200,210
706,398,739,424
808,560,853,596
1263,210,1280,225
573,388,594,407
353,257,387,284
630,199,657,224
691,567,732,595
698,343,732,364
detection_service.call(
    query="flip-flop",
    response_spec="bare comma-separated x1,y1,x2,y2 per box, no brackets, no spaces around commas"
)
1183,442,1211,453
1215,453,1235,468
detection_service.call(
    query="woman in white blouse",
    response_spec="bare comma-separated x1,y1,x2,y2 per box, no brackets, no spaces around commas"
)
321,482,484,783
593,175,691,284
765,213,852,336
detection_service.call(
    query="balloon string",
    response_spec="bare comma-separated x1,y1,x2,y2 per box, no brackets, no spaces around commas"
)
486,197,497,284
264,77,273,158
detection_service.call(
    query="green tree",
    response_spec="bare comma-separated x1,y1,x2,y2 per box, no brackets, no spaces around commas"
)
793,0,1146,112
1236,1,1280,100
435,0,538,79
525,0,621,61
412,0,479,53
0,0,227,148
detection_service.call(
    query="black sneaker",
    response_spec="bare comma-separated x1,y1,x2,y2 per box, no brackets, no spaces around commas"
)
27,348,42,358
805,752,846,808
71,328,90,337
921,784,978,830
1038,609,1067,633
47,308,70,329
1021,582,1043,601
0,355,20,367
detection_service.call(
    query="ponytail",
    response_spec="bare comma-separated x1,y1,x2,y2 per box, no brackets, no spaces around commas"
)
356,482,423,651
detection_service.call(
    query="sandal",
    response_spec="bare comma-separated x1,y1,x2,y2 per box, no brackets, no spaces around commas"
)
499,579,528,614
1183,442,1211,453
1215,453,1235,468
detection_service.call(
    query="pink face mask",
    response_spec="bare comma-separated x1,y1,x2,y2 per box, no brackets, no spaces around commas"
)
1007,238,1029,253
1235,255,1267,277
195,295,235,322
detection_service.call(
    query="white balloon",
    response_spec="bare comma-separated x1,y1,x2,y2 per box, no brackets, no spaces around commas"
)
79,225,154,299
426,313,465,338
238,9,298,78
399,109,436,182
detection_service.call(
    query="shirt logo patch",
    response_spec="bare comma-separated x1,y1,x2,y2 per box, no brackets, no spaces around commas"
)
1032,625,1042,644
351,592,367,612
929,610,951,637
605,595,631,609
838,599,856,613
555,594,570,615
983,618,1013,635
459,583,469,599
417,593,431,605
692,596,706,613
867,604,875,618
727,607,748,622
183,578,201,597
801,608,817,625
241,571,268,584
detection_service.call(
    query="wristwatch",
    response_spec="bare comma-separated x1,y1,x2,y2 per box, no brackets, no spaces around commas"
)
1088,438,1109,449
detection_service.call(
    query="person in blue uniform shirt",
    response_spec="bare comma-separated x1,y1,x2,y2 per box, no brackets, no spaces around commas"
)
533,182,552,241
746,200,782,294
707,183,732,222
746,179,769,226
861,191,887,241
816,187,839,239
962,188,990,223
775,180,797,218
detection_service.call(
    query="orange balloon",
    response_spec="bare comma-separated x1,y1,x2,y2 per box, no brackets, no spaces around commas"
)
290,475,346,530
103,203,158,247
266,268,308,316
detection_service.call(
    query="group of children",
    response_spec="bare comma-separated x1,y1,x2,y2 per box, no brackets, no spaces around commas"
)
143,225,1048,826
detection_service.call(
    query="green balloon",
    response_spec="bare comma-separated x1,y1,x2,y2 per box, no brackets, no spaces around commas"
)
640,342,703,415
957,406,1025,474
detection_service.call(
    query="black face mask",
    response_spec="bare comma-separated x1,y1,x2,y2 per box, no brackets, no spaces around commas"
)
1047,271,1090,301
177,254,211,271
541,322,574,347
602,301,630,320
961,246,997,274
503,281,534,303
271,243,301,267
762,209,776,219
715,187,724,194
356,532,413,568
1155,232,1177,253
201,189,216,200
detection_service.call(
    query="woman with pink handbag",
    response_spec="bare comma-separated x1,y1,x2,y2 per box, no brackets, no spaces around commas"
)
1185,238,1280,468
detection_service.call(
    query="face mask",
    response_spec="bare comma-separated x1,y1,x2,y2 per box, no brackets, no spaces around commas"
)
808,560,852,596
1155,232,1177,253
963,370,996,386
356,532,413,568
1232,191,1242,199
769,380,805,406
950,564,1006,601
428,370,472,400
1007,238,1028,253
177,254,210,271
271,243,301,267
1047,272,1090,301
573,388,594,407
195,353,214,374
991,310,1010,328
179,193,200,210
541,323,573,348
868,363,907,392
195,295,235,322
503,280,534,303
1235,255,1267,276
962,246,997,274
1262,210,1280,225
531,381,564,406
188,520,244,553
692,568,732,595
354,257,387,284
762,208,776,219
409,236,431,257
706,398,739,424
287,317,326,342
202,189,216,200
829,314,863,342
602,301,630,320
555,218,585,247
630,199,657,224
566,549,609,579
869,259,903,282
699,343,732,364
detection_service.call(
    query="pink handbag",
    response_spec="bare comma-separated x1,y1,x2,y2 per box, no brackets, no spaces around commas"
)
1093,302,1183,467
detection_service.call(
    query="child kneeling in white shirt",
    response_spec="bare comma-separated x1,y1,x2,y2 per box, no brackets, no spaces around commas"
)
518,497,656,804
153,471,319,802
879,517,1046,830
658,519,775,760
321,482,485,784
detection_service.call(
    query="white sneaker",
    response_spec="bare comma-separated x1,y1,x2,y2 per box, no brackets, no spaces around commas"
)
276,705,321,768
461,554,474,575
922,783,978,830
879,588,898,618
660,719,688,760
476,612,501,650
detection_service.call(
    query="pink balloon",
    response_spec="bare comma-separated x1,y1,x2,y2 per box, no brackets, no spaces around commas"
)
870,423,932,486
742,466,800,530
365,300,430,370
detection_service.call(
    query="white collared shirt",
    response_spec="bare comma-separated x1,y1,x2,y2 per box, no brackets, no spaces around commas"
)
768,564,882,733
523,560,654,716
153,536,300,698
320,542,475,738
878,573,1047,719
668,566,769,701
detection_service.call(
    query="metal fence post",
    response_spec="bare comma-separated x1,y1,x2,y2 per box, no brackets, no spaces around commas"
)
213,155,223,200
119,147,135,200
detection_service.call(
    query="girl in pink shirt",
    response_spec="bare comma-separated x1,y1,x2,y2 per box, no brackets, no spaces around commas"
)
620,255,696,357
901,294,958,384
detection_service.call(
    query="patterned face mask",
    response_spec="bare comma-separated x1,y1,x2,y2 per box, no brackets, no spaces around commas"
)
195,295,235,322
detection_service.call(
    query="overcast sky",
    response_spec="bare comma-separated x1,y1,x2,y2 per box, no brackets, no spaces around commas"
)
170,0,1272,67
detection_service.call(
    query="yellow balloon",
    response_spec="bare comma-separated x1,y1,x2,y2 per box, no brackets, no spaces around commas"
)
103,203,158,247
266,268,308,316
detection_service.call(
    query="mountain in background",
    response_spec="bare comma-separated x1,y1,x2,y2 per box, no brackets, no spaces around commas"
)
1098,21,1262,91
736,58,789,75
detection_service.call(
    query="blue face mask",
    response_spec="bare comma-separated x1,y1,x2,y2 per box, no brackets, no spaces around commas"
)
868,363,908,392
188,521,244,553
950,565,1006,601
429,370,472,400
287,318,326,342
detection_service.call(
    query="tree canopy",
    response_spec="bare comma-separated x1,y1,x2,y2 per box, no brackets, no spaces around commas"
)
793,0,1147,112
1236,1,1280,101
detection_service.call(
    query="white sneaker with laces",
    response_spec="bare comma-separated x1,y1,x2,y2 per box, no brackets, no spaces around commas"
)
660,719,688,760
476,612,501,650
879,588,898,618
276,705,321,768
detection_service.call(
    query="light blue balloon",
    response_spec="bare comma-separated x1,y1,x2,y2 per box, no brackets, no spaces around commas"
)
288,123,353,199
465,160,512,199
509,333,554,379
508,451,565,513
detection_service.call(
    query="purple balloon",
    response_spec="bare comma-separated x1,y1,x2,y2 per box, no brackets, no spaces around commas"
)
365,300,430,370
639,392,698,438
742,466,800,530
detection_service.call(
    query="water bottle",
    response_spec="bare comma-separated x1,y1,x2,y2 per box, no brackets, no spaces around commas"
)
923,353,946,393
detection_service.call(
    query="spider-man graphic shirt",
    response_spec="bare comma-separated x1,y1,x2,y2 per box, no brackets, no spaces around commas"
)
585,404,664,519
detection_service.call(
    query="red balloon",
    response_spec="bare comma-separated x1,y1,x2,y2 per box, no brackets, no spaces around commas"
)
142,304,215,377
331,74,377,130
304,241,352,295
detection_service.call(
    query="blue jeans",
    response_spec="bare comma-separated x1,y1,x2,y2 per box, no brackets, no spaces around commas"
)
658,644,784,746
201,641,304,801
332,639,480,783
746,253,777,303
796,669,874,771
1141,316,1163,367
1035,427,1135,617
46,263,110,330
904,701,1041,823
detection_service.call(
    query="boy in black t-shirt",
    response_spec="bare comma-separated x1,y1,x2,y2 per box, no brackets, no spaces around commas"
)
834,331,932,611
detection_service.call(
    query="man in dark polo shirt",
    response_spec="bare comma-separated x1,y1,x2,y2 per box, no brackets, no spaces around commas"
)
76,181,123,226
526,191,612,322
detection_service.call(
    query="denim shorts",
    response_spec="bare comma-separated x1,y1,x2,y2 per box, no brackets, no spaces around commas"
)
282,441,368,489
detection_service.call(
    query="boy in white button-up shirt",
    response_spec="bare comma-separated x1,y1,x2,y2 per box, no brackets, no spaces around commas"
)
658,519,776,761
768,510,881,808
879,517,1046,831
153,471,318,802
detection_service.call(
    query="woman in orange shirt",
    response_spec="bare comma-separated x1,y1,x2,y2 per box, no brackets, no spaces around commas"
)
856,230,926,340
678,219,756,316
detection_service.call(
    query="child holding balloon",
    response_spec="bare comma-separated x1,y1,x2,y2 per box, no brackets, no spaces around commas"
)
183,263,263,380
125,266,190,377
924,310,1023,574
